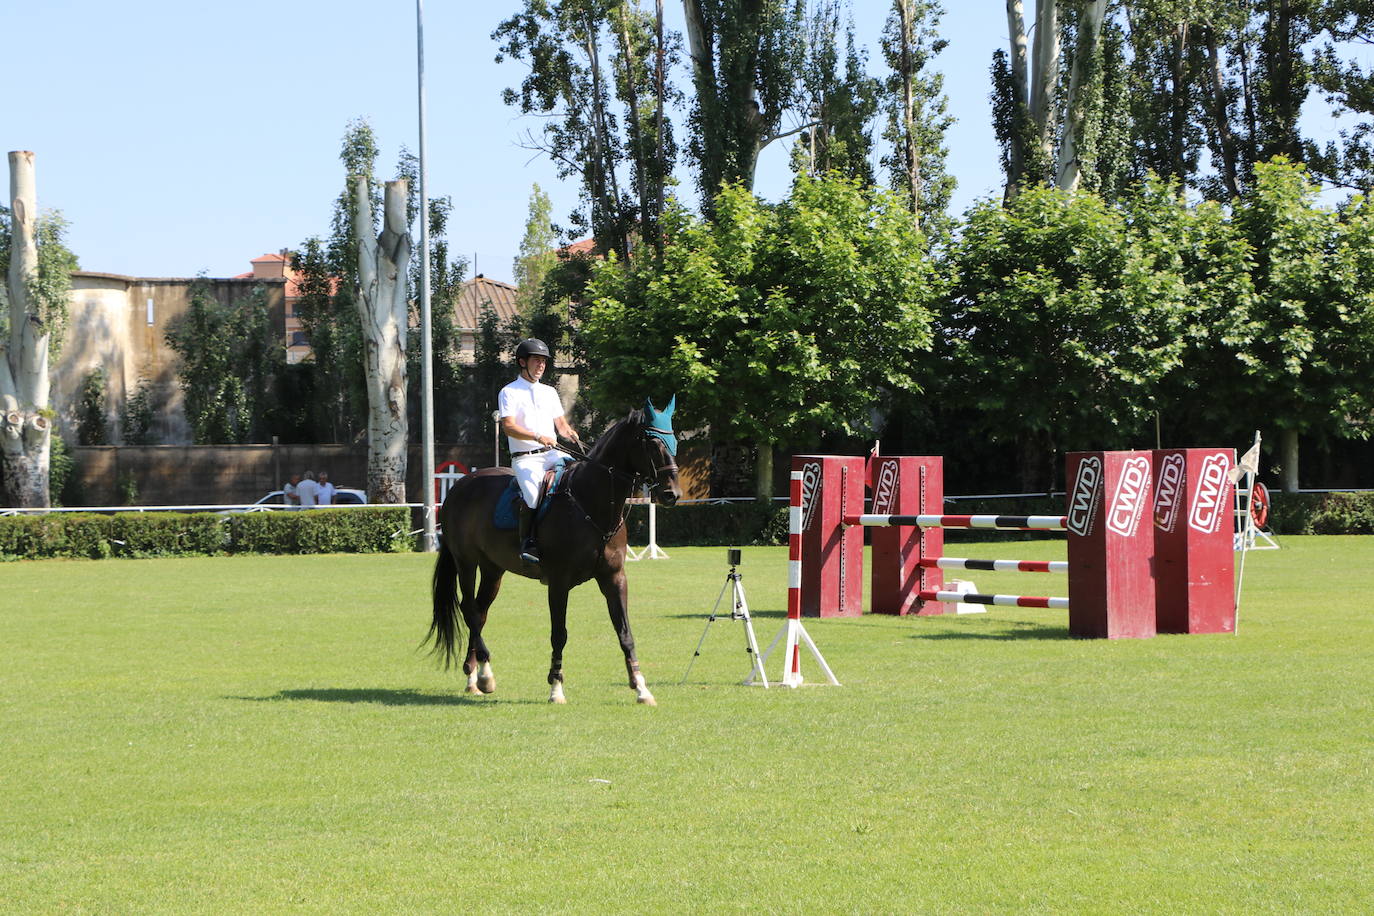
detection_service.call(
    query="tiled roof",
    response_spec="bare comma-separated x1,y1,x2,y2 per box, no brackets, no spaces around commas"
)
453,275,520,329
558,237,599,257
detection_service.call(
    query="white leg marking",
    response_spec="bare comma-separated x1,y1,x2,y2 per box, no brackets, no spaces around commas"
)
633,672,657,706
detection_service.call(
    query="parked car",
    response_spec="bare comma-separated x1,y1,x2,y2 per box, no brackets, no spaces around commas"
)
247,488,368,511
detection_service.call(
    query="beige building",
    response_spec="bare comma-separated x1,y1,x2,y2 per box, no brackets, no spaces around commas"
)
55,267,286,445
53,257,535,445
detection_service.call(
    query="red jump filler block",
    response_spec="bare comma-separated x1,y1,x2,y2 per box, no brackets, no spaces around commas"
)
794,455,864,617
1065,451,1157,639
1152,448,1236,634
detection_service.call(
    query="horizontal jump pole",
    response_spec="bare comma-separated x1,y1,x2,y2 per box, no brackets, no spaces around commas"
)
844,513,1068,531
918,590,1069,610
919,557,1068,574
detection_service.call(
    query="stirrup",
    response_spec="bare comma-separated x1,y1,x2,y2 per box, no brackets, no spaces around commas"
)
520,540,541,564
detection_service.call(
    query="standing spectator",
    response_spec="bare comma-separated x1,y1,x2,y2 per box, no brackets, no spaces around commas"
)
297,470,321,509
317,471,337,506
283,473,302,508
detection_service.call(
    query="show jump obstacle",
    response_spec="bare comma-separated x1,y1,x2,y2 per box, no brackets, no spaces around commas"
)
792,449,1237,639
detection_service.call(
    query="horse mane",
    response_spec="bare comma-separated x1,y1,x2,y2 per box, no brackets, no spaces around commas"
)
585,409,644,464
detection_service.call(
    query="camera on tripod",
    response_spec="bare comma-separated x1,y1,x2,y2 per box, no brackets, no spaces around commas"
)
681,545,768,687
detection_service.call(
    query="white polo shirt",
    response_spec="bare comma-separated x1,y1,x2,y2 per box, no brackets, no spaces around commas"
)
498,376,565,454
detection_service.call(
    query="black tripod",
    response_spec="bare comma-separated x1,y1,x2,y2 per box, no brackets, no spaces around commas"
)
681,556,769,688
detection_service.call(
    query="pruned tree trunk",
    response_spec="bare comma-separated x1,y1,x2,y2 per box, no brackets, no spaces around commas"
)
1030,0,1060,168
755,441,773,502
1004,0,1031,196
1203,27,1242,198
1055,0,1106,190
354,176,412,504
1280,428,1300,493
2,151,53,509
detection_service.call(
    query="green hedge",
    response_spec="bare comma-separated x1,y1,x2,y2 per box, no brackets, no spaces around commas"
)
1268,491,1374,535
229,508,412,554
0,507,411,560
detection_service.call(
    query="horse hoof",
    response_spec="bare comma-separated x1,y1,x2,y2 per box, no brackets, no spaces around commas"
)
637,694,657,707
549,694,567,705
465,684,483,695
477,678,496,694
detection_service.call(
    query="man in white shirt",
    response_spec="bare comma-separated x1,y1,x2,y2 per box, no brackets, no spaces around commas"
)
498,338,583,563
317,471,337,506
296,470,321,509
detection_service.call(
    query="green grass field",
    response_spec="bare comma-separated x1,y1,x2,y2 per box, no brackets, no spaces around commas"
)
3,538,1372,914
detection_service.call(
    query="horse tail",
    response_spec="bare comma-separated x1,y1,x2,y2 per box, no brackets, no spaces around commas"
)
426,545,464,669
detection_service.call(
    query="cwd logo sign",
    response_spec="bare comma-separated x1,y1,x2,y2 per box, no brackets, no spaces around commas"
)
1188,452,1231,534
873,460,899,515
801,462,822,532
1107,456,1152,537
1153,453,1186,532
1067,457,1102,536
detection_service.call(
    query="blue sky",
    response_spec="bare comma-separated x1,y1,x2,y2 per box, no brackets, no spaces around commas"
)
4,2,1359,286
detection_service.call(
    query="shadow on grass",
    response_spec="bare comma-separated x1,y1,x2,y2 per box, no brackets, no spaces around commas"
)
666,608,787,620
911,620,1072,641
233,688,542,706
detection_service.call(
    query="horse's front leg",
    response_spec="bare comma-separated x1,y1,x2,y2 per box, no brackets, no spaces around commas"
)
597,568,656,706
548,585,569,704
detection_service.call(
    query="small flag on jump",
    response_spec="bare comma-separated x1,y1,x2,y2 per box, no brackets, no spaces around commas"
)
1229,435,1261,484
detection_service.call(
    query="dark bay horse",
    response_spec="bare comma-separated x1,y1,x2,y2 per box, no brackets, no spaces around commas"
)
426,398,681,705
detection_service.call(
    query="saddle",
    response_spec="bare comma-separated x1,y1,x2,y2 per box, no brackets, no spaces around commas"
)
492,457,574,530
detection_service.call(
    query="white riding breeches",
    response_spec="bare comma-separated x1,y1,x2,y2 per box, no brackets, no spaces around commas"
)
512,448,567,508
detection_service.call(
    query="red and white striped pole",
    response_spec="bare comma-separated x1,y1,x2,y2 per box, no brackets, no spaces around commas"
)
755,468,840,688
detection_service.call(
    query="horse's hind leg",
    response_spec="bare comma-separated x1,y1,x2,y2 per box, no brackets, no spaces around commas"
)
596,568,656,706
462,559,503,695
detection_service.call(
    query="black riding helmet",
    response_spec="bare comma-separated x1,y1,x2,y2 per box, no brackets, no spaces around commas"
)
515,338,551,363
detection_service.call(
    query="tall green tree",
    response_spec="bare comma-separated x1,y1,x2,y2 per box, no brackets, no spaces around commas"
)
682,0,809,202
880,0,955,234
1229,157,1374,489
494,0,677,256
941,184,1189,489
290,120,381,443
584,174,939,497
165,279,282,444
1306,0,1374,190
792,5,881,187
513,184,559,315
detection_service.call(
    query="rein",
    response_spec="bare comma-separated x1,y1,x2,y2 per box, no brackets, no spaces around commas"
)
556,419,676,545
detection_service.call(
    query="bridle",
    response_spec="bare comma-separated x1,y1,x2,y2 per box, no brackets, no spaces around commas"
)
637,425,679,496
565,419,678,496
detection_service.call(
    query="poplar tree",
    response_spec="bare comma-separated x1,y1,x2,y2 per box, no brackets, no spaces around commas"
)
879,0,954,234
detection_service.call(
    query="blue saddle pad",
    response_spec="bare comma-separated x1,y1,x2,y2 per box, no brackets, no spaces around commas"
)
492,458,573,530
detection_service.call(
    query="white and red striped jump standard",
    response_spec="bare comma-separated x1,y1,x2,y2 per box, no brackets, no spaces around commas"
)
754,467,840,688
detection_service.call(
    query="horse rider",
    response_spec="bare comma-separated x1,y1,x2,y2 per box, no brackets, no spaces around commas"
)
498,338,584,564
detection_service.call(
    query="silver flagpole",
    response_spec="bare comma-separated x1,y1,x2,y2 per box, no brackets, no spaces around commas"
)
417,0,437,551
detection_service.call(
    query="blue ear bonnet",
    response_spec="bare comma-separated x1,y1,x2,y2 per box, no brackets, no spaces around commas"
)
643,395,678,457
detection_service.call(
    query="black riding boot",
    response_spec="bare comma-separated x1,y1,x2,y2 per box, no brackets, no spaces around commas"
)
518,501,541,564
